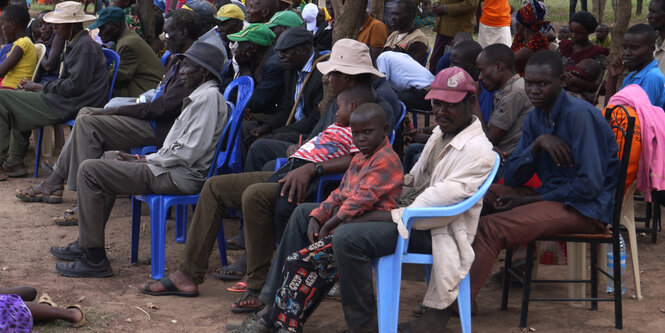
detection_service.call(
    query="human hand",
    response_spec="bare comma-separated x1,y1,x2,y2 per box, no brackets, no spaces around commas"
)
493,146,507,165
285,144,299,157
608,56,625,78
493,195,540,212
531,134,573,167
307,217,321,243
249,124,271,138
278,162,316,204
431,3,446,15
319,216,342,239
114,151,146,163
79,108,110,116
17,79,42,92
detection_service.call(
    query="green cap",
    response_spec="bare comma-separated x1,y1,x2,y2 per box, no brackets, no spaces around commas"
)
227,23,276,46
265,10,303,28
88,7,125,30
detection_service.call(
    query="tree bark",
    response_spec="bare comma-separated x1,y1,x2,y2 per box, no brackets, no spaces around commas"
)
609,0,631,60
370,0,386,22
319,0,374,114
137,0,157,51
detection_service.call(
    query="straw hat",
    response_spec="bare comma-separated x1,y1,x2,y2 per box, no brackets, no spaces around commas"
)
43,1,97,24
316,39,384,77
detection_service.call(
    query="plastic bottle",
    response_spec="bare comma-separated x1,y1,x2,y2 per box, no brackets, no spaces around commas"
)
606,234,626,294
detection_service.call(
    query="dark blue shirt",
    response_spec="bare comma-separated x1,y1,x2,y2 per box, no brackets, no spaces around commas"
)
503,91,620,223
478,83,496,125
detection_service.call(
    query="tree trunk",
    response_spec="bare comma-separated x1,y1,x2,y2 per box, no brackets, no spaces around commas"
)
609,0,631,60
370,0,386,22
319,0,374,114
636,0,643,15
137,0,156,52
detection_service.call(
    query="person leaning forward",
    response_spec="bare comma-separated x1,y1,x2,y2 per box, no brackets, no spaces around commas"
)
0,1,108,180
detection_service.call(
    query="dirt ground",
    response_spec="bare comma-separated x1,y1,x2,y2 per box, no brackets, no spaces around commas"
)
0,150,663,333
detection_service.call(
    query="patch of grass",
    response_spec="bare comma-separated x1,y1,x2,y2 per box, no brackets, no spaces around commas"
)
508,0,648,27
33,308,117,332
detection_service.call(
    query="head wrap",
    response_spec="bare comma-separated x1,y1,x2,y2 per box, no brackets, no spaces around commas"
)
516,1,552,34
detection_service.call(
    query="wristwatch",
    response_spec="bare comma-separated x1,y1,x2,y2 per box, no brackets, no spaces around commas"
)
314,163,324,176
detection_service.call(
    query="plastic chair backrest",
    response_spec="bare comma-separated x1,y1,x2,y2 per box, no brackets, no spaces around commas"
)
204,100,237,178
388,102,407,144
212,76,255,175
103,48,121,102
161,50,172,67
400,152,501,253
31,43,46,81
320,50,331,55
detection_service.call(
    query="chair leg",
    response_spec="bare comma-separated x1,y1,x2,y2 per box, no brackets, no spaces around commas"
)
216,220,228,267
501,248,513,311
590,242,598,310
150,201,167,280
457,274,472,333
130,197,142,263
622,204,642,300
652,202,660,244
519,242,535,329
175,205,187,244
33,128,44,178
375,255,402,333
612,239,623,329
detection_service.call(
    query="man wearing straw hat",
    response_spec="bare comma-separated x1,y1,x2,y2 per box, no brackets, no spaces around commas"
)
0,1,108,180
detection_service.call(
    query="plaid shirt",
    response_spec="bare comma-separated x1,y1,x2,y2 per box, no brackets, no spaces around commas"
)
310,138,403,223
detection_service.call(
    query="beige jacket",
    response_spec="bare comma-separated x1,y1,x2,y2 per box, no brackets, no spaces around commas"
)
391,117,495,309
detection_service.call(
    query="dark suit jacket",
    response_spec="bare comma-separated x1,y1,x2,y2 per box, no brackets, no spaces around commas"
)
313,21,333,52
246,48,285,114
266,52,324,142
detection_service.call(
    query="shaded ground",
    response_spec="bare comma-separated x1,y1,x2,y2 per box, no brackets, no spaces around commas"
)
0,152,664,332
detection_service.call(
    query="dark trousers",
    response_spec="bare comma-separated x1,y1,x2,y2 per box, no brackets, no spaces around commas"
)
176,172,274,284
569,0,588,20
429,34,453,75
469,184,607,300
244,138,292,172
77,158,183,248
259,203,431,332
396,88,431,111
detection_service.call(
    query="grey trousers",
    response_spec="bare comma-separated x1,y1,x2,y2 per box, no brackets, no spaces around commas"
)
54,109,156,191
77,158,183,248
0,90,60,165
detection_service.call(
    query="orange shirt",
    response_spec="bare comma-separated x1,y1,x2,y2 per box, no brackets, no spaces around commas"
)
605,104,642,191
357,16,388,48
479,0,511,27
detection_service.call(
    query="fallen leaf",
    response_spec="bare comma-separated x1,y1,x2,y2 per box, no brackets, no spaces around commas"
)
171,320,178,324
77,296,86,303
126,318,133,323
146,302,159,309
1,267,9,271
658,306,665,313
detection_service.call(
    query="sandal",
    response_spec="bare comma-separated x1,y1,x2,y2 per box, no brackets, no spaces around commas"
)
138,276,199,297
54,207,78,226
226,281,247,293
15,182,64,203
231,289,265,313
37,293,57,307
66,304,86,328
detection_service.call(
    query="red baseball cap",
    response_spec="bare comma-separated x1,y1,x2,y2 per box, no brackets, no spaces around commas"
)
425,67,476,103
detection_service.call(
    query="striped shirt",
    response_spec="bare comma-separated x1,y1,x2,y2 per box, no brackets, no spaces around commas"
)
294,52,315,121
291,123,359,163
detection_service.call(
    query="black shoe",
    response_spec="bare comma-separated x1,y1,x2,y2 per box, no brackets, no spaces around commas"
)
50,240,83,260
55,252,114,278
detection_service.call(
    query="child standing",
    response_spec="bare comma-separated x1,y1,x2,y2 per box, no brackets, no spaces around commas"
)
230,103,404,333
0,5,36,89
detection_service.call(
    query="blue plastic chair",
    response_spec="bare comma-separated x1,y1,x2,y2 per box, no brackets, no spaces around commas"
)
373,152,500,333
34,49,121,178
130,76,254,279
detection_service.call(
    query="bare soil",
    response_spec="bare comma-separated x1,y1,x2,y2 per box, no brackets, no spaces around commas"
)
1,152,665,333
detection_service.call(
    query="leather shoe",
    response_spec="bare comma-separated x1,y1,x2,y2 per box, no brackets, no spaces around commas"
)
0,162,28,178
50,240,83,260
55,252,114,278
